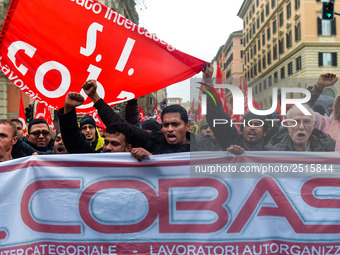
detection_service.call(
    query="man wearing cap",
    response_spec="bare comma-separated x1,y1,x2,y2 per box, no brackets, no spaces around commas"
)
199,118,217,144
79,115,104,152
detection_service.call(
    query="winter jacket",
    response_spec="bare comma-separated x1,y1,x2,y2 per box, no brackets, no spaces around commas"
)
93,99,220,154
265,127,335,151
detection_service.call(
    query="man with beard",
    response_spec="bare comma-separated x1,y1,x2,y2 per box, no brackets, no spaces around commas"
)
53,132,68,154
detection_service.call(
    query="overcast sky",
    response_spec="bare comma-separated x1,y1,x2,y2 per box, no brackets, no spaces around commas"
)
136,0,243,101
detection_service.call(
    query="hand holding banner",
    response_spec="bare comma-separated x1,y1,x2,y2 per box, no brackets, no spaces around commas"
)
0,0,206,114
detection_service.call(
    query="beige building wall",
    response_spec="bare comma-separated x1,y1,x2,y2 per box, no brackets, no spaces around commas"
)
238,0,340,108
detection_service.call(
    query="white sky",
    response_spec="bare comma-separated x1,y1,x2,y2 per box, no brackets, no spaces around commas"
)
136,0,243,102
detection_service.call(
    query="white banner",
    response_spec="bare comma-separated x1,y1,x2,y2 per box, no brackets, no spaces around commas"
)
0,152,339,255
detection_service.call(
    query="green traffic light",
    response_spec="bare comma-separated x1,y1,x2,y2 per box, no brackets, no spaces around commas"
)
328,13,332,17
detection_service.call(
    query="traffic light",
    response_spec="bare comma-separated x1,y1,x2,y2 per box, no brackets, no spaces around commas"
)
322,1,335,20
25,104,34,122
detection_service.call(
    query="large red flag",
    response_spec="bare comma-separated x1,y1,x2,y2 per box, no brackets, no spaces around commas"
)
18,92,27,135
0,0,206,114
153,101,162,123
34,102,56,131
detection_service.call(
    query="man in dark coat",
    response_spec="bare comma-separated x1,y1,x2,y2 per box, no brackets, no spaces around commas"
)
66,80,220,160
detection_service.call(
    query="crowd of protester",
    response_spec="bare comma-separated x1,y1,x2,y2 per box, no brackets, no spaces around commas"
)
0,64,339,162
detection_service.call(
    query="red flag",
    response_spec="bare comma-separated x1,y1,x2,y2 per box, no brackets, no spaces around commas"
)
194,103,203,123
34,102,56,131
153,101,162,123
215,60,230,115
89,111,106,132
188,98,195,119
0,0,206,114
18,92,27,135
138,104,147,124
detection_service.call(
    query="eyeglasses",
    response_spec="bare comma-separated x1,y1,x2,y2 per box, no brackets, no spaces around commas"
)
29,131,50,137
286,119,314,127
81,125,95,131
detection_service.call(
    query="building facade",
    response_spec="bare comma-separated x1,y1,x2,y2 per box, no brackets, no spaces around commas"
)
212,30,244,86
238,0,340,108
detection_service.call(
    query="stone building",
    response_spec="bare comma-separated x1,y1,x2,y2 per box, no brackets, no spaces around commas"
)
238,0,340,109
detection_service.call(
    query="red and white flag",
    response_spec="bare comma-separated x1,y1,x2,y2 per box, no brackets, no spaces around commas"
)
153,101,162,123
34,102,55,131
138,104,147,124
0,0,206,114
18,92,27,135
89,111,106,132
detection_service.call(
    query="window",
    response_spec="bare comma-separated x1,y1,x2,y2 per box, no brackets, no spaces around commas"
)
286,2,291,19
258,59,262,73
257,0,259,7
251,48,253,58
268,76,272,87
281,67,285,79
257,17,260,29
266,2,270,16
279,11,284,27
250,29,252,39
258,38,261,51
273,44,278,60
286,30,292,48
262,33,266,45
272,0,276,9
295,0,300,9
288,62,293,75
261,9,264,23
296,56,302,71
255,85,258,94
274,72,278,83
273,19,277,34
241,50,243,58
253,23,256,34
254,63,257,75
263,55,266,69
249,10,252,19
295,22,301,41
317,18,336,36
254,43,257,54
267,26,271,40
279,38,284,54
259,82,262,92
267,50,272,65
246,16,249,25
252,4,255,13
264,80,267,90
318,52,337,66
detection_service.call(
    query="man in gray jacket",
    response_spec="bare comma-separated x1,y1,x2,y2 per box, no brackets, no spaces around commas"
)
265,105,335,151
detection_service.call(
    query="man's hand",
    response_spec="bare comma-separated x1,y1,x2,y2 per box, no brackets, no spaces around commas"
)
315,73,338,91
131,147,152,161
82,80,101,103
64,92,85,114
226,145,245,155
202,63,214,79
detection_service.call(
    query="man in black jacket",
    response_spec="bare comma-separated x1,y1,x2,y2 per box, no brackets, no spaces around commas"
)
58,92,133,154
72,80,219,159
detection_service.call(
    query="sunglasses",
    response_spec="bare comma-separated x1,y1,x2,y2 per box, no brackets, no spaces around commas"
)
29,131,50,137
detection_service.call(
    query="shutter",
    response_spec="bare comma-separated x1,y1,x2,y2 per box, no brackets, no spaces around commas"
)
317,17,321,35
318,52,323,66
332,52,337,66
331,18,336,35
